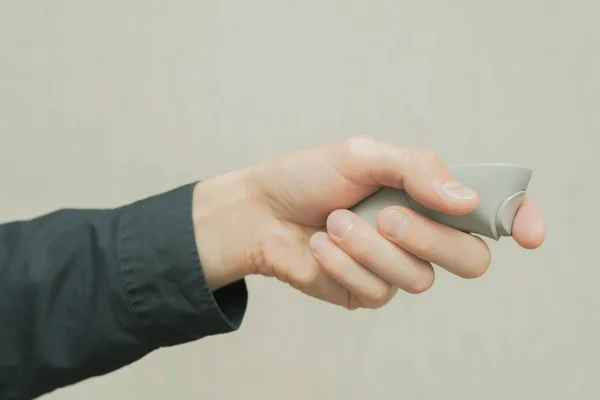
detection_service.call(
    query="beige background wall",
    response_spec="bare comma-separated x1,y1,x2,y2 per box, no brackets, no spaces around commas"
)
1,1,598,399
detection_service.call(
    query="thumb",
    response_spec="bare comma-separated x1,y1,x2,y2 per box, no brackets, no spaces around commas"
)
326,135,478,215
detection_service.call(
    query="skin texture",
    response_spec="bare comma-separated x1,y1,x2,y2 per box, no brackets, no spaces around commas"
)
192,135,546,310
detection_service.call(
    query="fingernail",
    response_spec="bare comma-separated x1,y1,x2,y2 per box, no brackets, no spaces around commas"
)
327,211,355,241
309,234,328,256
379,209,409,237
437,180,477,200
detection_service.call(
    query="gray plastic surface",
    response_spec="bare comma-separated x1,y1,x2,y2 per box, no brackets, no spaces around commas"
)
349,163,532,240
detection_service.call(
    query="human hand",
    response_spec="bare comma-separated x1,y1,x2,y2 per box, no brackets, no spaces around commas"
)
193,135,545,309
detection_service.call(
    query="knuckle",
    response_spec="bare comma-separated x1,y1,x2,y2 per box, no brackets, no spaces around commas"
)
461,238,491,279
341,134,377,158
464,251,491,279
363,286,392,306
343,294,362,311
344,134,376,147
344,302,361,311
406,269,435,294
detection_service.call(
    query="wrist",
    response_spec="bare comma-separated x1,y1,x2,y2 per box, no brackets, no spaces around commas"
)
191,168,267,291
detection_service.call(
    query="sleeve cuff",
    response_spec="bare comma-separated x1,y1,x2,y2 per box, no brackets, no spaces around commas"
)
117,183,248,347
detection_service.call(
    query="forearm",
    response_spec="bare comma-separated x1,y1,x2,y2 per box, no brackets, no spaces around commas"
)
0,183,248,399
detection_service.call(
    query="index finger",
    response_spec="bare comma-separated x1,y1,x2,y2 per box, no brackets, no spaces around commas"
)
329,135,478,215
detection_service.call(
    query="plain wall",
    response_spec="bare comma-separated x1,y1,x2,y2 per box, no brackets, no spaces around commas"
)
1,1,598,399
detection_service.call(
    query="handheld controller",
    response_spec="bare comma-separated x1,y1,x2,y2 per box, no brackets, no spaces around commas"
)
349,163,532,240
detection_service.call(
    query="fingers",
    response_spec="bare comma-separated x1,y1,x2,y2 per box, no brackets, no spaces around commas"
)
329,135,478,215
377,206,491,278
310,232,398,309
512,197,546,249
287,236,397,310
285,251,358,309
311,198,542,310
310,207,494,307
324,209,436,295
309,199,540,309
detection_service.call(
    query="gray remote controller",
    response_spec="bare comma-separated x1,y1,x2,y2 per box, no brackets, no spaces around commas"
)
349,163,532,240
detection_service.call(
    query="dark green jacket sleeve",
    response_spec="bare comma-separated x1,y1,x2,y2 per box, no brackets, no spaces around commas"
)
0,183,248,400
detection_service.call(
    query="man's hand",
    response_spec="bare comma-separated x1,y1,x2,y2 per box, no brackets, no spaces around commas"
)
192,136,546,309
